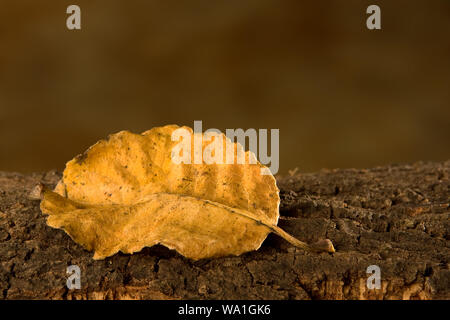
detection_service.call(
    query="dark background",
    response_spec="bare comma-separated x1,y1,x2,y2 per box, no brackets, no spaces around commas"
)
1,0,449,174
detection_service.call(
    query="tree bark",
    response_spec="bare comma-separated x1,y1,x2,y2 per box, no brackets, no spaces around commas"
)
0,161,449,300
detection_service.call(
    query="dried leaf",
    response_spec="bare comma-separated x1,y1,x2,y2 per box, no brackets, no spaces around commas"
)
39,125,334,260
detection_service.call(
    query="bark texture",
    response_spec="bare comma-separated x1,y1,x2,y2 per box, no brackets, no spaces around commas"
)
0,161,449,300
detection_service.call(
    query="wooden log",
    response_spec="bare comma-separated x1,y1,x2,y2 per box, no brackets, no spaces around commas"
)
0,161,448,299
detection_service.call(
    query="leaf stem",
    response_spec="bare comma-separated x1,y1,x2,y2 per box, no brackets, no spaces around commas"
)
270,225,335,253
203,198,335,253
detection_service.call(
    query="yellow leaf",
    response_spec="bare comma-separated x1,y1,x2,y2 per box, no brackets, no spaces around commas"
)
39,125,334,260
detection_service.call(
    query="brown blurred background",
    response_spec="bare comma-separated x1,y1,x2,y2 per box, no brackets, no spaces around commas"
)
1,0,449,174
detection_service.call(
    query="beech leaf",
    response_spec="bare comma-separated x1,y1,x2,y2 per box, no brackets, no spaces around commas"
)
37,125,334,260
